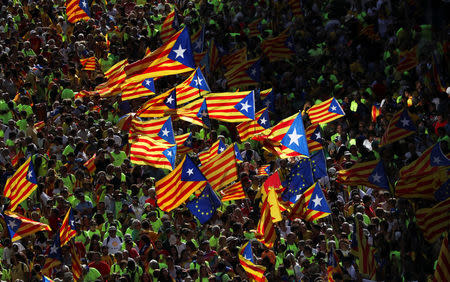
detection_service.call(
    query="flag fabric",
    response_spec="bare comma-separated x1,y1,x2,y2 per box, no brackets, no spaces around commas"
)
191,25,205,55
327,249,342,282
175,133,193,155
396,142,450,200
196,98,210,128
186,184,221,224
59,208,77,246
257,164,271,176
83,154,96,174
431,54,447,93
415,198,450,243
261,30,295,62
282,158,314,203
65,0,91,23
95,59,128,97
199,145,238,191
3,211,51,242
42,235,62,276
239,241,266,282
306,124,323,152
433,234,449,282
351,219,377,279
69,241,82,281
198,139,227,165
262,172,283,223
371,103,381,122
155,155,207,212
234,143,244,162
209,39,220,71
307,98,345,125
43,276,55,282
80,56,96,71
135,88,177,118
120,77,156,101
359,24,381,41
337,160,390,190
289,0,302,17
116,114,133,131
289,182,331,221
129,116,175,144
248,18,262,38
237,108,271,142
3,157,38,211
124,28,195,82
222,47,247,70
160,9,179,43
225,58,261,89
397,46,418,72
380,109,416,146
220,182,246,202
104,59,128,78
255,199,277,248
130,136,180,170
310,150,327,181
34,121,45,131
11,151,24,167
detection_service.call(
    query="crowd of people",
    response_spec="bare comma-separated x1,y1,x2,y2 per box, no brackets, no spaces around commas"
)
0,0,448,281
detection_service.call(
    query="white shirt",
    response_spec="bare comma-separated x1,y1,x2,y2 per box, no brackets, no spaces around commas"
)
103,236,122,255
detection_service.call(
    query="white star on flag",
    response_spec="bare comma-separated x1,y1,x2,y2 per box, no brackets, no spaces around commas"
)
166,150,172,157
259,117,267,125
219,147,225,153
433,157,441,164
288,128,303,146
330,105,337,111
161,128,170,136
166,95,174,104
50,245,58,254
8,220,17,229
173,45,186,59
240,101,251,112
312,194,322,207
250,68,257,76
145,80,152,86
27,170,33,179
187,168,194,175
194,77,203,86
371,173,382,183
81,0,87,8
315,132,321,139
400,117,410,127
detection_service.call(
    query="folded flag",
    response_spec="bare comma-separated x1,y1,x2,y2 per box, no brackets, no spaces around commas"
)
191,25,205,53
255,199,277,248
220,182,246,202
196,98,210,128
130,136,177,170
222,46,247,70
69,241,82,281
237,108,270,142
234,143,244,162
199,145,238,191
156,155,207,212
337,159,390,190
415,198,450,243
239,241,266,282
433,234,449,282
307,97,345,125
42,235,62,276
262,171,283,223
34,121,45,131
59,207,77,246
306,124,323,152
198,139,227,165
351,219,377,279
3,211,51,242
3,157,38,211
186,184,221,224
65,0,91,23
380,109,416,146
247,18,262,38
160,9,179,43
83,154,96,175
11,151,24,168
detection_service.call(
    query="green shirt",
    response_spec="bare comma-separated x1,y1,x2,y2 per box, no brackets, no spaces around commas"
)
84,267,101,282
111,151,127,166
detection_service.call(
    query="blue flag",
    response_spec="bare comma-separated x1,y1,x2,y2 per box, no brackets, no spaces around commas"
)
158,117,176,144
310,151,327,181
282,158,314,203
186,184,221,224
168,28,195,68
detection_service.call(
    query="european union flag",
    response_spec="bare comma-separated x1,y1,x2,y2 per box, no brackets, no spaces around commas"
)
282,158,314,203
310,151,327,181
186,184,221,224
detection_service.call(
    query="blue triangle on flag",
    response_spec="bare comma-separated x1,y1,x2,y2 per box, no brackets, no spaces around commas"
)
184,133,193,148
257,108,270,129
142,78,155,93
234,143,243,161
4,215,21,238
79,0,91,16
368,161,390,189
189,68,210,92
196,99,210,128
395,110,416,131
158,117,176,144
163,146,177,169
172,12,180,29
242,241,255,262
48,235,63,260
286,35,295,52
218,140,227,154
280,114,309,156
26,160,37,184
234,91,255,120
430,142,450,167
307,183,331,213
168,28,196,68
328,98,345,115
164,89,177,109
310,126,323,144
246,60,261,82
181,156,207,182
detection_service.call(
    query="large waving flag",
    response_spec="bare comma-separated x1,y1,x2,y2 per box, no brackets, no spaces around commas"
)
289,182,331,221
415,198,450,243
220,182,246,202
433,234,449,282
198,139,227,165
380,109,416,146
69,242,82,281
160,9,179,43
282,158,314,203
351,220,377,279
199,145,238,191
3,157,38,211
307,98,345,125
337,160,390,190
125,28,195,82
42,236,62,277
94,59,128,98
3,211,51,242
155,155,207,212
129,116,175,144
237,108,271,142
255,199,277,248
225,58,261,89
396,142,450,200
65,0,91,23
239,241,266,282
261,30,295,62
135,88,177,118
186,184,221,224
60,208,77,247
397,46,418,72
222,46,247,70
120,77,156,101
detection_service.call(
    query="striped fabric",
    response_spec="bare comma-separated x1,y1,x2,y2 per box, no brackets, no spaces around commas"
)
433,234,449,282
198,140,226,165
220,182,246,202
59,208,77,246
415,198,450,243
83,154,96,175
371,104,381,122
80,57,96,71
289,0,302,17
221,47,247,70
65,0,90,23
69,242,82,281
288,182,330,221
261,30,295,62
255,200,276,248
224,57,260,89
307,98,345,125
199,145,238,191
306,124,323,152
209,39,220,71
337,160,381,189
380,109,416,146
130,136,176,170
3,211,51,242
238,241,266,282
352,219,376,279
397,46,418,72
160,10,178,43
128,116,169,143
247,18,262,38
236,108,268,142
120,77,156,101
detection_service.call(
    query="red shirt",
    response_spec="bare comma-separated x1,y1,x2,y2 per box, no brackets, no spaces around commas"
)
89,261,110,277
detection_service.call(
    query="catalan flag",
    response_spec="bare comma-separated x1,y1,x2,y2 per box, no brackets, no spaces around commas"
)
160,9,179,43
65,0,91,23
220,182,246,202
3,211,51,242
11,151,24,168
155,155,207,212
371,103,381,122
257,164,271,176
255,199,277,248
247,18,262,38
307,97,345,125
397,46,418,72
191,25,205,53
59,207,77,246
337,160,390,190
225,58,261,89
80,56,96,71
120,77,156,101
83,154,96,175
95,59,128,97
433,234,449,282
306,124,323,152
261,30,295,62
239,241,266,282
222,46,247,70
125,28,195,82
237,108,271,142
175,133,193,155
351,219,377,279
69,241,82,281
198,139,227,165
380,109,416,147
415,198,450,243
42,235,62,277
129,116,175,144
199,145,238,191
104,59,128,78
359,24,381,41
130,136,177,170
262,172,283,223
327,249,342,282
3,157,38,211
289,182,331,222
186,184,221,224
34,121,45,131
234,143,244,162
289,0,302,18
209,39,220,71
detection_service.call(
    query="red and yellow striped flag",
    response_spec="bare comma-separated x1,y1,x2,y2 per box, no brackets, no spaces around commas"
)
33,121,45,131
415,198,450,243
351,219,377,279
261,30,295,62
307,97,345,125
198,139,227,165
80,56,96,71
433,234,449,282
289,0,302,17
59,208,77,247
199,145,238,191
397,46,418,72
239,241,267,282
248,18,262,38
128,116,170,143
380,109,416,147
237,108,270,142
222,47,247,70
220,182,246,202
83,154,96,175
371,104,381,122
160,10,178,43
225,58,260,89
120,77,156,101
65,0,91,23
255,199,277,248
306,124,323,153
69,242,82,281
3,211,51,242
